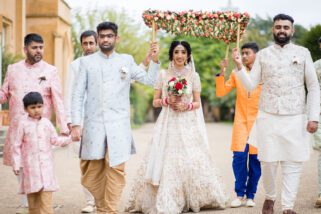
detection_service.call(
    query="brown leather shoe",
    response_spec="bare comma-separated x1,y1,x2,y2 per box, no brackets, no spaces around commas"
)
262,199,275,214
283,210,297,214
315,194,321,208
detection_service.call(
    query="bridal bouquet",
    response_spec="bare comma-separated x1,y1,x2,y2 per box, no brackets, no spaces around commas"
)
168,77,188,95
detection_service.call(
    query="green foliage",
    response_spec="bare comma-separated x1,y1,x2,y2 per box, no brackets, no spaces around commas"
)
243,15,273,49
300,25,321,61
130,84,154,125
71,7,153,125
1,52,23,109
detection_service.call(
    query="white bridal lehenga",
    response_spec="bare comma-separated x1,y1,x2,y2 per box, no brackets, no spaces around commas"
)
125,66,228,213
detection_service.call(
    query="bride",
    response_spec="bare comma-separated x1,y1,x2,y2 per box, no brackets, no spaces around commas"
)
125,41,228,213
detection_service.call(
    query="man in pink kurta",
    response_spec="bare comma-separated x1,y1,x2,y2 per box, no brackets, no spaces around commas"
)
1,33,68,166
0,33,68,212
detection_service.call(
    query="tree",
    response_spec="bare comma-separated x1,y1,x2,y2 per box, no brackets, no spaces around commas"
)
300,25,321,61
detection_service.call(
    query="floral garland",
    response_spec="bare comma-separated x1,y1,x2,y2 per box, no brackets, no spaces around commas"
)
142,9,250,44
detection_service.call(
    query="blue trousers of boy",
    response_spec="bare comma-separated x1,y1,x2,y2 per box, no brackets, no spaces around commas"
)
232,144,261,199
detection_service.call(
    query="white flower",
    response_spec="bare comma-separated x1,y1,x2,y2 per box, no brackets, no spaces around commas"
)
120,66,129,79
178,89,183,94
292,56,301,65
185,85,191,94
169,81,175,87
120,66,129,73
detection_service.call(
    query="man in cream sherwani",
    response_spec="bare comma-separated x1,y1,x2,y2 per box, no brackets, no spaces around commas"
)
313,37,321,208
232,14,320,214
71,21,160,214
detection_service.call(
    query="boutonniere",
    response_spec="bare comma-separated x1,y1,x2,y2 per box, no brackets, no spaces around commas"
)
120,66,129,79
39,76,46,84
292,56,301,65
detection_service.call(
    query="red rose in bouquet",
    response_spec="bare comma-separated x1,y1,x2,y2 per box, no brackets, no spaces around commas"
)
175,82,183,90
168,77,188,95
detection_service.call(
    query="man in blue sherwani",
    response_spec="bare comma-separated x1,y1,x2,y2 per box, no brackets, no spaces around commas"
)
71,21,160,214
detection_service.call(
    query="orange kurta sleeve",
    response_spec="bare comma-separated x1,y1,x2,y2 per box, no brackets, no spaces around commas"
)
215,72,236,97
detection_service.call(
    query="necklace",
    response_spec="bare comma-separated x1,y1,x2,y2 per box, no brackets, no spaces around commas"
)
170,66,189,78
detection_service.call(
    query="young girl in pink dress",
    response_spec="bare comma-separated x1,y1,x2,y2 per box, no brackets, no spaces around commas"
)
12,92,72,214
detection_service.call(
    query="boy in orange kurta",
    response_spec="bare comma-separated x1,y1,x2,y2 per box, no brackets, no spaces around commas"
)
215,42,261,208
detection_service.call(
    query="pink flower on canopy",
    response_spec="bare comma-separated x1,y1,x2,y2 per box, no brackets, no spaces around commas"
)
233,13,240,19
169,77,176,82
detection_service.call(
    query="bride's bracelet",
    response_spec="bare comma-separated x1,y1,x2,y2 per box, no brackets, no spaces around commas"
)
187,102,194,111
161,97,168,106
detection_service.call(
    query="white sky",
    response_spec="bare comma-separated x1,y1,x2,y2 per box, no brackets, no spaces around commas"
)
65,0,321,29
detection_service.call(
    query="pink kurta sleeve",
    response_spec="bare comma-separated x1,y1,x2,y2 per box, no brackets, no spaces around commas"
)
48,120,72,147
12,119,24,171
50,69,69,134
0,65,11,103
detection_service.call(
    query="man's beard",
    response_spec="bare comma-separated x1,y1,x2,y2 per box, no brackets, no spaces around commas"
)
27,52,42,64
273,32,291,46
99,43,114,53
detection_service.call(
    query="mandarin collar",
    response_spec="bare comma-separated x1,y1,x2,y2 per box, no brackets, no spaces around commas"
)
24,60,42,69
27,115,42,122
98,50,117,59
273,42,293,50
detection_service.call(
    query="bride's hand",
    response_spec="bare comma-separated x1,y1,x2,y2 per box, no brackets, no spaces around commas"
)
169,95,182,111
177,102,189,112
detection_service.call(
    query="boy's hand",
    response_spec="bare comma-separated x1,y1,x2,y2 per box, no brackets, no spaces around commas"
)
13,169,19,176
219,59,228,76
232,48,243,70
71,125,82,141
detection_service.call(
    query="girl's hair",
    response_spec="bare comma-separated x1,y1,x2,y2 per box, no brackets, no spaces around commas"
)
168,40,192,63
23,92,44,108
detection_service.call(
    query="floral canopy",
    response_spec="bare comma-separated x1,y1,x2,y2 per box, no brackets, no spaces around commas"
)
142,9,250,44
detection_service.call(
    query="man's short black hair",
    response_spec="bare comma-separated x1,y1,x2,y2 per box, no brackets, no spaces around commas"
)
80,30,97,43
23,92,44,108
318,37,321,43
241,42,260,53
273,14,294,24
96,22,118,35
24,33,44,46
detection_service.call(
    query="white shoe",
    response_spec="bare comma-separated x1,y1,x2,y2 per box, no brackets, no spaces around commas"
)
81,204,95,213
16,205,28,214
230,197,244,208
246,199,256,207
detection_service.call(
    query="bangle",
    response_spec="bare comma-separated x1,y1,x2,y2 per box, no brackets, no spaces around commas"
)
188,103,194,111
161,97,168,106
